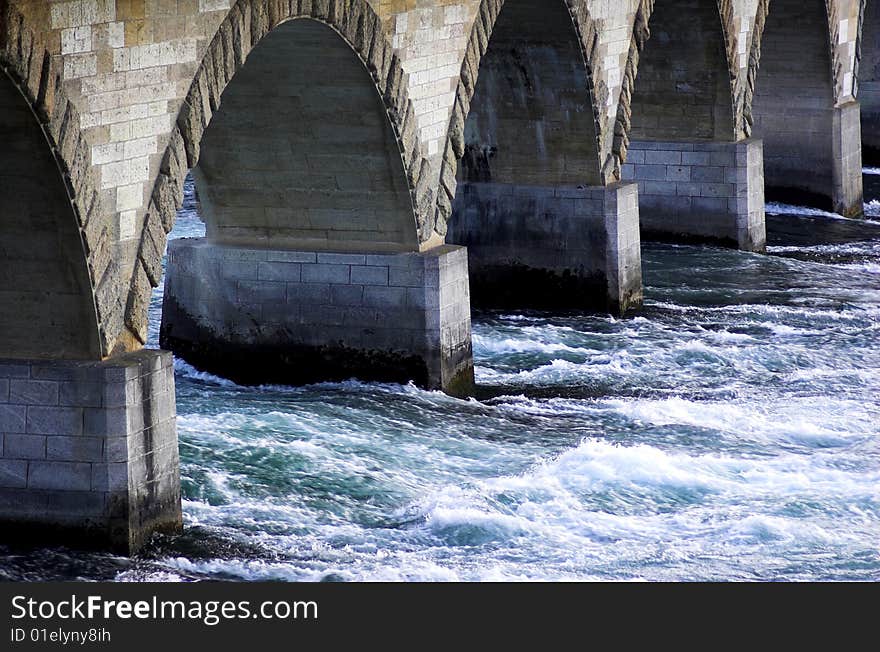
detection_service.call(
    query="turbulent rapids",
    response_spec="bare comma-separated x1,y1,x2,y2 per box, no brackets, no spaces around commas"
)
1,177,878,582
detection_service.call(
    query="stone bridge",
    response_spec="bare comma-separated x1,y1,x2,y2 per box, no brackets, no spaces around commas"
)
0,0,876,551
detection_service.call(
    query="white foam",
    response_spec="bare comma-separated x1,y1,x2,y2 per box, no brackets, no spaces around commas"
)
864,167,880,176
174,358,240,387
766,202,844,220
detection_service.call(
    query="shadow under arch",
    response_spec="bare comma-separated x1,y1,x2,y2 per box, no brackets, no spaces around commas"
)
157,5,475,393
859,0,880,165
444,0,624,312
192,17,420,253
127,0,433,345
0,67,101,360
628,0,736,143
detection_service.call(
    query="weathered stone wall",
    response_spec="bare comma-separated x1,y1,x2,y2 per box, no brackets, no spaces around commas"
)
0,350,181,553
751,0,863,215
859,0,880,161
161,239,474,395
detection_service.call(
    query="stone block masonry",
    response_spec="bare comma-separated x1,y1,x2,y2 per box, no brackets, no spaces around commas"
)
448,182,642,315
623,139,766,252
0,351,181,554
161,240,475,397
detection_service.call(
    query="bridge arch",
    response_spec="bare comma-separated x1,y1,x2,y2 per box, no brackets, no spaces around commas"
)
627,0,737,145
438,0,635,312
192,18,418,253
126,0,428,343
436,0,602,237
0,9,103,360
749,0,860,214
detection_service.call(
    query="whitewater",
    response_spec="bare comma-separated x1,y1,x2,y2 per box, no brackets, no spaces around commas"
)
1,176,878,582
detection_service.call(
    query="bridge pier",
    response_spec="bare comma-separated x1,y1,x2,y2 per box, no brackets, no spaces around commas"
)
623,139,766,252
161,240,475,396
757,102,864,217
0,351,182,554
751,0,864,218
447,182,642,315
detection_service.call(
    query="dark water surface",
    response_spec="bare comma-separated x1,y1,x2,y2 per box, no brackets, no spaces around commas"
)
1,174,878,582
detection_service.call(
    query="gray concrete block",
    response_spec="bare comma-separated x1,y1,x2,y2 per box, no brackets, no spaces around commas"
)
364,286,408,308
0,460,28,488
27,462,91,491
665,166,691,182
91,462,129,492
46,490,106,515
4,435,46,460
0,351,180,553
308,306,346,327
9,380,58,406
84,407,128,438
103,436,128,463
237,280,286,303
0,488,48,513
258,262,302,282
0,405,27,433
47,436,104,463
365,253,416,268
700,183,735,198
60,381,104,408
287,283,332,305
330,284,364,306
267,251,316,263
693,197,729,214
389,265,425,287
350,265,389,286
26,406,83,436
301,263,351,284
0,364,30,378
710,151,736,166
682,151,712,166
645,150,682,165
691,166,725,183
162,240,473,395
634,164,667,181
317,253,366,265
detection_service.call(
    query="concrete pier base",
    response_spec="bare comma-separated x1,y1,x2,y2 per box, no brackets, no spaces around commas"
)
759,102,864,218
832,102,864,217
0,351,181,554
447,182,642,315
161,240,475,396
624,139,766,251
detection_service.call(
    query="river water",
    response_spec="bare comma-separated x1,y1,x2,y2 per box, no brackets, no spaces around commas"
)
1,176,878,582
